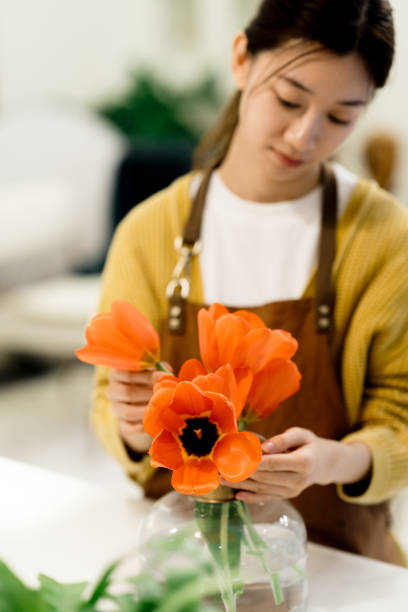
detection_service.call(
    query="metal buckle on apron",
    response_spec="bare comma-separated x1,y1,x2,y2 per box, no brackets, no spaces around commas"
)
165,236,201,334
166,278,190,301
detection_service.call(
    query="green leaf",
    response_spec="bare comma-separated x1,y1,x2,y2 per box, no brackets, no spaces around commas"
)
164,568,199,592
0,561,45,612
154,575,220,612
37,575,88,611
129,573,164,603
84,559,120,606
102,593,137,612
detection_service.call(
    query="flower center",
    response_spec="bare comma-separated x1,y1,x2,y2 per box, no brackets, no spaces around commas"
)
179,417,219,457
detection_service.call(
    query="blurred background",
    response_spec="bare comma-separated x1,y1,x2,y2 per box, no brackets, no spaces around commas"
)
0,0,407,547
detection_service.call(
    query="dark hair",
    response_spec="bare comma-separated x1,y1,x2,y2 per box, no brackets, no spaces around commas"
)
194,0,395,169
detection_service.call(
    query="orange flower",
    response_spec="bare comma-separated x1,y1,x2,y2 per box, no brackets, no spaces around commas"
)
198,304,298,372
143,369,261,495
198,304,301,420
76,299,160,371
144,359,253,425
245,360,301,421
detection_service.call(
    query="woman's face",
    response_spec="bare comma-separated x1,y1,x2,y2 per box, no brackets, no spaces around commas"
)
231,37,372,186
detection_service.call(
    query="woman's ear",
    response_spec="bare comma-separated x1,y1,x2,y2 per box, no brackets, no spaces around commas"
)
231,31,251,90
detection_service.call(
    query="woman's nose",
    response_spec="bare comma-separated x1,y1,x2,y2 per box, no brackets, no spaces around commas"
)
284,113,321,153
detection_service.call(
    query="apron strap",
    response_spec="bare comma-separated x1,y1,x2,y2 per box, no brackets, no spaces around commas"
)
165,169,212,334
315,163,337,333
183,169,213,246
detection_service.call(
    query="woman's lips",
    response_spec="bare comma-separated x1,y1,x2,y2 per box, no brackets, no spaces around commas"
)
272,148,304,168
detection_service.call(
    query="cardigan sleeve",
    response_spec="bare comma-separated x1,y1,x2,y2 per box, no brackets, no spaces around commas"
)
89,175,194,490
90,211,164,487
337,232,408,504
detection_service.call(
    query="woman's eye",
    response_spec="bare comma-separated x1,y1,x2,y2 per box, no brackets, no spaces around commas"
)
329,115,352,126
277,95,300,110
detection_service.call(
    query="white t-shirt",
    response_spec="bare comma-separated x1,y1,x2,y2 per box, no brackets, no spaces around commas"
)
198,163,358,307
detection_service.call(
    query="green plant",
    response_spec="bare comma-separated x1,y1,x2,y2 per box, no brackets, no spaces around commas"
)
0,531,222,612
96,69,224,144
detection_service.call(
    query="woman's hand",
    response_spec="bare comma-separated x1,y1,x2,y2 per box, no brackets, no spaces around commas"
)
220,427,372,504
107,368,163,453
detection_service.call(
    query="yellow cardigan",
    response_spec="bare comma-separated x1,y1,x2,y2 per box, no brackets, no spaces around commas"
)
92,172,408,505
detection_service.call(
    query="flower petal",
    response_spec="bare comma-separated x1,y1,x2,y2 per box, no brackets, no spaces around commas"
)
153,375,179,392
178,359,207,381
149,430,184,470
233,310,266,329
143,387,184,437
212,364,238,404
192,373,225,396
215,314,251,366
213,432,262,482
208,303,229,321
232,367,253,417
171,459,220,495
111,300,160,359
247,359,301,420
205,391,237,434
235,328,298,372
191,364,233,396
198,308,219,371
85,313,110,344
83,314,142,361
171,381,213,418
194,364,252,418
75,347,142,371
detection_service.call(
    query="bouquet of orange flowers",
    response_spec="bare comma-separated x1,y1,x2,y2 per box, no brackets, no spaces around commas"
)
77,300,301,611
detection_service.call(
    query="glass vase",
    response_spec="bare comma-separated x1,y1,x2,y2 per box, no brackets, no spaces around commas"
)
137,489,308,611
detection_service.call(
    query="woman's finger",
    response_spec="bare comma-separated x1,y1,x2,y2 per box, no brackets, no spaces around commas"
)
221,476,292,497
120,421,144,433
236,482,293,498
111,402,145,422
109,368,157,385
119,420,148,436
257,448,314,475
248,470,301,486
262,427,315,454
235,491,287,504
107,383,153,405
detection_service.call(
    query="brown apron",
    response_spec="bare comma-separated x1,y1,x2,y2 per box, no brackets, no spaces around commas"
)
145,165,403,565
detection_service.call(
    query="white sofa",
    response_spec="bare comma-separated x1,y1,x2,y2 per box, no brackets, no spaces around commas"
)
0,102,126,359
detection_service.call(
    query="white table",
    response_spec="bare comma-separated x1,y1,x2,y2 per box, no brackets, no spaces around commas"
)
1,456,407,611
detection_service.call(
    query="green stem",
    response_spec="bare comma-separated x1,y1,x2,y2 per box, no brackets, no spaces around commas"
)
236,503,266,551
219,503,237,612
291,562,308,579
236,502,284,606
271,572,284,605
155,575,221,612
155,361,174,375
220,503,231,578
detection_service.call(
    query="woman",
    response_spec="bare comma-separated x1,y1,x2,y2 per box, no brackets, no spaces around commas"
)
92,0,408,564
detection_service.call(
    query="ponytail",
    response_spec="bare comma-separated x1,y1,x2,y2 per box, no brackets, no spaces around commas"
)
193,91,241,170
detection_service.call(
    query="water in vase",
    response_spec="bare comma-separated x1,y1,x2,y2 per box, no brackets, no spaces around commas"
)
233,523,308,611
235,555,308,611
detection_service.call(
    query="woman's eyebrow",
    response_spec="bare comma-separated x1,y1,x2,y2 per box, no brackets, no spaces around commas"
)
337,98,367,107
278,75,367,106
279,75,312,93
